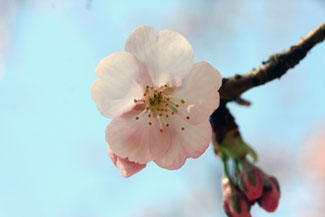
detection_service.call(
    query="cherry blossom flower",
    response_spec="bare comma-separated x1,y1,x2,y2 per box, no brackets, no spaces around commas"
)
91,26,222,177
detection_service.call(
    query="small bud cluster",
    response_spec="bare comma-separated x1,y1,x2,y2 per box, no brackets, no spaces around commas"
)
220,155,280,217
210,104,281,217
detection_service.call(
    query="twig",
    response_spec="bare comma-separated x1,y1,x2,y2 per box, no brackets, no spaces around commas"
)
219,22,325,100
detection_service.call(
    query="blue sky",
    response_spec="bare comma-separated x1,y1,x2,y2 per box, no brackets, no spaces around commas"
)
0,1,324,217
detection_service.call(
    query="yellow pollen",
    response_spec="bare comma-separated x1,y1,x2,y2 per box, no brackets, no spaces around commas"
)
181,127,185,131
186,116,190,120
181,99,185,104
136,117,139,120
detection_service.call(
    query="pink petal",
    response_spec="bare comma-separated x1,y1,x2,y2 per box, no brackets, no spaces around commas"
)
172,61,222,125
108,146,146,178
154,116,212,170
125,26,194,87
91,51,152,119
106,109,171,164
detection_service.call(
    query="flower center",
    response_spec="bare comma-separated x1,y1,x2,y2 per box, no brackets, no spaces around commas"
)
133,84,189,133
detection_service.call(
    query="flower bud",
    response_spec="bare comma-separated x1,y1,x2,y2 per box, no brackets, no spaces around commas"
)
240,167,264,201
222,178,252,217
258,176,280,212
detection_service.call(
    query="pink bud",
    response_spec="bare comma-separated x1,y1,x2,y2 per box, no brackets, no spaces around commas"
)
258,176,280,212
222,178,252,217
241,167,264,201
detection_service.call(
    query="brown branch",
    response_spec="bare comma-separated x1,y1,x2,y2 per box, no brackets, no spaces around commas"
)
219,22,325,100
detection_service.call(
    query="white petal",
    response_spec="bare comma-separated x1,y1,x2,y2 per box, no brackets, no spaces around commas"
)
90,51,152,119
106,109,171,164
172,61,222,125
125,26,194,87
154,115,212,170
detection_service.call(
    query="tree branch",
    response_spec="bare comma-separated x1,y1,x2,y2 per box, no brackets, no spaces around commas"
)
219,22,325,100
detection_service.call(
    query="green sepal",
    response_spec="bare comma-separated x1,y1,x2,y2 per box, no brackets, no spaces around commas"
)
220,130,249,159
263,176,272,190
237,177,247,192
247,146,258,163
230,194,241,214
246,170,256,186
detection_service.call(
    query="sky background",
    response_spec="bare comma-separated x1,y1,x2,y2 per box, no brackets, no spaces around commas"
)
0,0,324,217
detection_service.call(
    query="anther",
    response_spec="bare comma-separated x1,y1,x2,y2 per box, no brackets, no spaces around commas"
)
143,93,146,96
166,115,169,118
172,112,174,115
136,117,139,120
181,127,185,131
176,104,179,107
148,122,152,126
146,85,149,89
148,114,151,118
160,129,163,133
159,113,163,116
181,99,185,104
166,123,169,127
134,99,137,103
186,116,190,120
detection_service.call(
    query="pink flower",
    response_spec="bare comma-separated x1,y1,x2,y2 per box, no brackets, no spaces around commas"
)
91,26,222,177
240,167,264,201
222,178,252,217
258,176,280,212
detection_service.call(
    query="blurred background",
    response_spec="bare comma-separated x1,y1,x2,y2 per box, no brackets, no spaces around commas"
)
0,0,324,216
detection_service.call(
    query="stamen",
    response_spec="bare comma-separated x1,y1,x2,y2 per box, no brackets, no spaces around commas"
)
157,115,163,131
166,123,169,127
186,116,190,120
181,127,185,131
148,122,152,126
180,99,185,104
160,129,163,133
135,117,139,120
